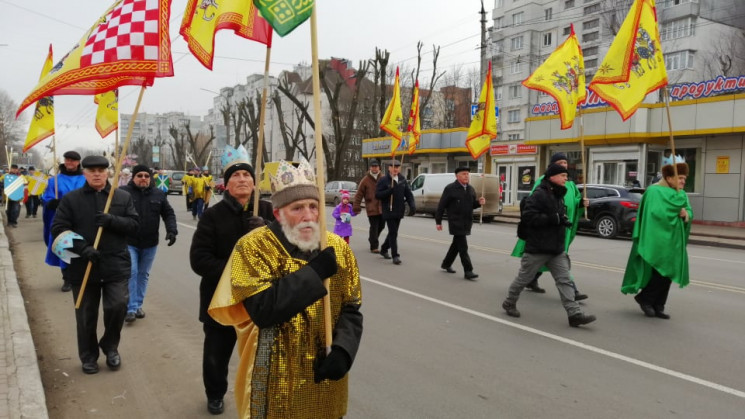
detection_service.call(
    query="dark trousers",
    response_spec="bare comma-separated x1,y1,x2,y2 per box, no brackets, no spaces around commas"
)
71,277,128,363
367,214,386,250
442,235,473,272
5,200,20,225
186,194,193,211
25,195,40,216
192,198,205,219
202,322,237,400
381,217,402,257
635,268,672,310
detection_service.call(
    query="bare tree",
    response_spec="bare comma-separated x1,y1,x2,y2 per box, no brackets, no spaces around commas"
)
701,29,745,81
168,123,190,170
0,90,24,159
131,134,153,164
272,90,311,161
599,0,634,36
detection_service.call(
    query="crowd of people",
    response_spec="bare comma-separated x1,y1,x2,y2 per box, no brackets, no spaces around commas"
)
8,143,692,417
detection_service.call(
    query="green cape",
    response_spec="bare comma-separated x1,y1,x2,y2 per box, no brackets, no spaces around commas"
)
621,184,692,294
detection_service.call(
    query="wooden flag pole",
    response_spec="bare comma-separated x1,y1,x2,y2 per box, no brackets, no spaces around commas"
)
76,86,146,309
579,107,589,220
5,147,11,207
253,44,272,216
479,154,486,225
663,87,680,189
309,6,332,354
52,135,59,199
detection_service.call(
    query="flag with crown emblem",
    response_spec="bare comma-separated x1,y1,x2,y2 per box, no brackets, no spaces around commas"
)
380,68,404,155
23,45,55,152
406,81,421,155
466,62,497,159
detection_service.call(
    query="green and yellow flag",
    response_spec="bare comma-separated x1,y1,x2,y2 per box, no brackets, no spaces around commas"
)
589,0,667,121
23,45,55,153
466,61,497,159
380,68,404,155
94,89,118,138
523,25,586,129
253,0,313,37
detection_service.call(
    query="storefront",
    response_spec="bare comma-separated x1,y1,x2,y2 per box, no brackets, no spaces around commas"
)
490,143,538,206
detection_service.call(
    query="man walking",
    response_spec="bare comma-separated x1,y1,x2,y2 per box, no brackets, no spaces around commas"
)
51,155,139,374
436,167,485,281
375,160,415,265
24,166,47,218
120,165,178,323
502,163,596,327
353,159,385,253
1,164,24,228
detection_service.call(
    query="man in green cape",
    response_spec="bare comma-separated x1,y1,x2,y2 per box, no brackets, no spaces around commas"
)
622,162,692,319
511,152,588,299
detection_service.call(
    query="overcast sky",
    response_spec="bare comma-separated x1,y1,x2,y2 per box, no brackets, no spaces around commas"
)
1,0,485,154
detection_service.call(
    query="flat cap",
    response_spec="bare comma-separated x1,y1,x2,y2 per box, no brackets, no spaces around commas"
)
390,159,401,167
369,159,380,166
454,166,470,174
81,155,110,169
63,151,82,161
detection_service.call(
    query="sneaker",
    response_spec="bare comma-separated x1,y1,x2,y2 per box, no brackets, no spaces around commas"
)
61,281,72,292
135,308,146,319
125,312,136,323
502,300,520,318
568,313,597,327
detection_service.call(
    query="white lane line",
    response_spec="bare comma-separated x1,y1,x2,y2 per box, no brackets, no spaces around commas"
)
361,275,745,400
178,221,197,230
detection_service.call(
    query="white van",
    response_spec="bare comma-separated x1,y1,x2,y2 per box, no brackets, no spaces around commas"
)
408,173,502,222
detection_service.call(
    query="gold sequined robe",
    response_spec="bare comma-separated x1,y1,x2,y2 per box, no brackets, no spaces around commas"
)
209,228,362,419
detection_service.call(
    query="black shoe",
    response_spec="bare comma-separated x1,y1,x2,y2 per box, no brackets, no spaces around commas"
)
654,307,671,319
392,257,401,265
526,282,546,293
380,251,391,260
638,304,656,317
574,293,588,301
441,264,456,274
502,300,520,318
105,351,121,370
135,308,146,319
61,281,72,292
207,399,225,415
568,313,597,327
125,312,136,323
464,271,479,281
81,362,99,375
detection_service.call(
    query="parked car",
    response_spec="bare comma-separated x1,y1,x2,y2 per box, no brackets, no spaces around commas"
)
165,170,186,195
408,173,502,222
214,178,225,195
324,181,357,206
576,184,644,239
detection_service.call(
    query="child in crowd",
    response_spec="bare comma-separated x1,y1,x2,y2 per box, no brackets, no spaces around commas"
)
332,190,356,243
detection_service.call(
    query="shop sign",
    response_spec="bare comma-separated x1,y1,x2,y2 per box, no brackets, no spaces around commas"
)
490,143,537,156
670,75,745,101
530,90,608,115
716,156,730,174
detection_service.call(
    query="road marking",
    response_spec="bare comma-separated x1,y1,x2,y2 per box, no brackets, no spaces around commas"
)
361,275,745,400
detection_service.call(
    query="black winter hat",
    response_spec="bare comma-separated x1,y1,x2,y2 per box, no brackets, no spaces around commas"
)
550,152,568,164
544,163,568,178
224,163,255,186
131,164,151,176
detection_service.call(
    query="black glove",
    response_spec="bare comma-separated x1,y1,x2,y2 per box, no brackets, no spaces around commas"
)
46,199,60,210
165,232,177,246
560,215,573,228
80,246,100,263
314,346,352,383
95,212,114,227
247,216,266,231
307,247,337,279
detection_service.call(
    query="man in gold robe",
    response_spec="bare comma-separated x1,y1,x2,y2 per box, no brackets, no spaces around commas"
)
209,161,363,418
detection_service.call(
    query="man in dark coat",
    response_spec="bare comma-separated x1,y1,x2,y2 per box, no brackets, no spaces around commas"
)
189,158,274,415
51,155,139,374
436,167,485,280
375,160,415,265
353,159,385,253
501,163,596,327
119,165,178,323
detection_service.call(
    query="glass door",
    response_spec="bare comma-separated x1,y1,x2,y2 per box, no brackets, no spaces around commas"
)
497,164,513,206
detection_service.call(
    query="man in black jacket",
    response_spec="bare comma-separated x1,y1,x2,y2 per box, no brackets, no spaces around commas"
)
436,167,485,280
375,160,416,265
190,158,273,415
119,165,177,323
51,155,139,374
501,163,596,327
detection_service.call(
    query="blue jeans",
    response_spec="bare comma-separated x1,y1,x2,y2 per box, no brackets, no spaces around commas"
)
192,198,204,219
127,245,158,313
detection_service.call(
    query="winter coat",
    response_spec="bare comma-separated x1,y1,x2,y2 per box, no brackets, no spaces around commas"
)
51,182,139,283
435,180,481,236
189,192,274,326
375,173,415,220
353,172,382,216
120,181,177,248
520,177,568,255
332,202,356,237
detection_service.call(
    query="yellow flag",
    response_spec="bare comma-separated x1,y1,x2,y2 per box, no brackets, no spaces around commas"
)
94,89,118,138
26,170,49,196
406,81,421,155
23,45,55,153
589,0,667,121
380,68,404,155
523,25,586,129
466,62,497,159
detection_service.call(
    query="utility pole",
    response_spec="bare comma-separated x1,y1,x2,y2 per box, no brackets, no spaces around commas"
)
480,0,487,83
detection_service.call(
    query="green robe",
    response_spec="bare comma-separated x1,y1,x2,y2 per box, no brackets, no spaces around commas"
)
511,176,582,260
621,183,692,294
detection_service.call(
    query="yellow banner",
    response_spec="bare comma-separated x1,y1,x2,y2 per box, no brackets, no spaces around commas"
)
23,45,55,152
94,90,118,138
380,68,403,154
466,62,497,159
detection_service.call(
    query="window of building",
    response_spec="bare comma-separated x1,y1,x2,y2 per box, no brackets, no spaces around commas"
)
511,36,523,50
582,31,599,42
661,17,695,41
496,86,503,100
565,0,575,9
512,12,524,26
495,0,503,8
583,46,598,56
538,90,549,97
584,58,597,68
511,60,522,74
665,50,694,70
508,109,521,123
661,0,697,9
543,32,553,47
545,8,553,21
494,39,504,53
509,85,522,98
508,133,521,140
494,16,503,30
563,26,572,36
583,18,599,30
584,3,600,14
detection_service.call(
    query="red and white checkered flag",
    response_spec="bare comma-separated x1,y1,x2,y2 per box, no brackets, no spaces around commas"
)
18,0,174,116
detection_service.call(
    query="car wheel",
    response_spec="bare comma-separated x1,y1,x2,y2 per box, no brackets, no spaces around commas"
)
404,206,414,216
595,215,618,239
333,197,341,206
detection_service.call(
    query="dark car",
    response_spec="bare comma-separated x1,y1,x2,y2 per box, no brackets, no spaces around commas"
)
576,184,644,239
324,181,357,206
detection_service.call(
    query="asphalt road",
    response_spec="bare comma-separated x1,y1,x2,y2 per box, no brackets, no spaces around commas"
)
13,202,745,418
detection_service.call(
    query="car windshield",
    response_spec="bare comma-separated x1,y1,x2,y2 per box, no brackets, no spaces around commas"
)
341,181,357,191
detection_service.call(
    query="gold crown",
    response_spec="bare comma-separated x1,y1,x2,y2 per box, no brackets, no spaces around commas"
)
269,160,315,193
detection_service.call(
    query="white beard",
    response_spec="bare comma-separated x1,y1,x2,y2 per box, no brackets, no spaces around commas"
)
280,219,320,252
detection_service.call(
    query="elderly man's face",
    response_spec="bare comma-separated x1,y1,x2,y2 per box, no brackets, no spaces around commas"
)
226,170,254,200
64,158,79,172
549,172,568,187
84,167,108,190
389,165,401,176
273,198,320,252
133,171,151,188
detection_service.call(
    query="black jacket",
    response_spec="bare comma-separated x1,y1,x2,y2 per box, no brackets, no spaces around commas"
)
520,177,568,255
120,181,177,248
435,180,481,236
190,192,274,326
51,182,139,283
375,173,415,220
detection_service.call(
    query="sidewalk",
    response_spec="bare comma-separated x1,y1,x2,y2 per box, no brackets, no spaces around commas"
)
1,212,48,419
